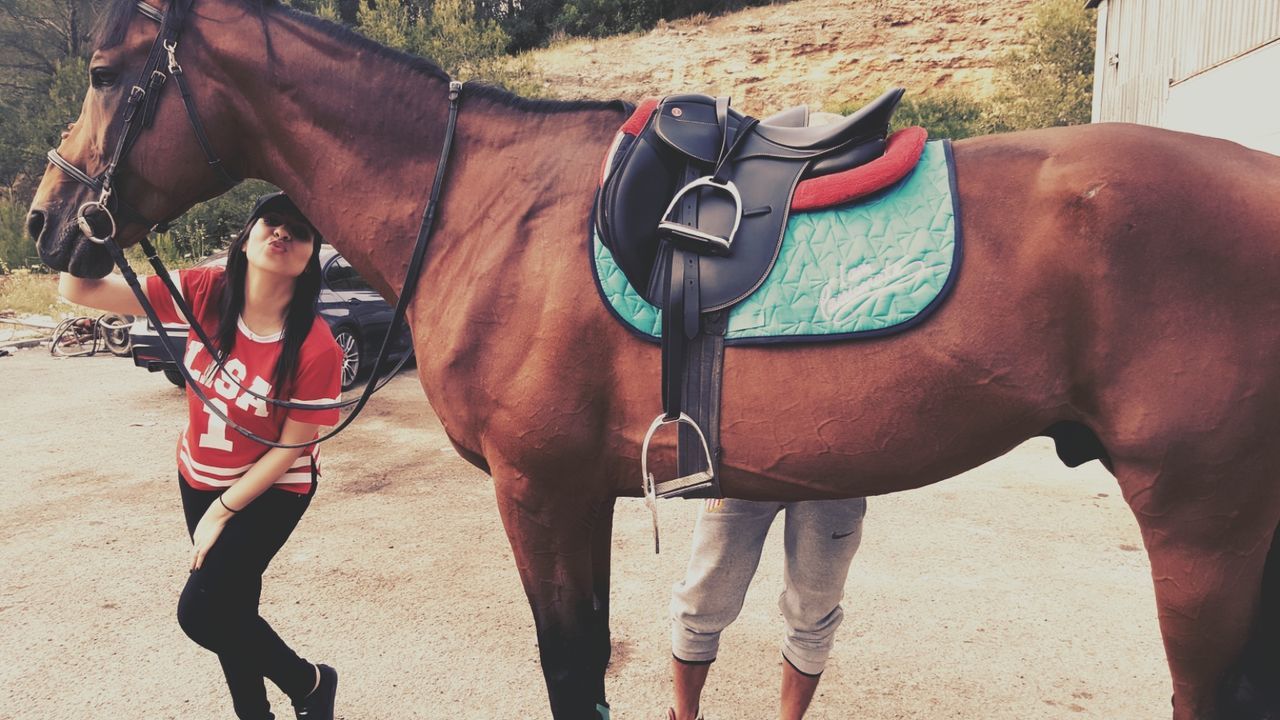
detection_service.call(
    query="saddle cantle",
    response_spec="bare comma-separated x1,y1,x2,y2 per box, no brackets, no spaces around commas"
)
593,88,920,514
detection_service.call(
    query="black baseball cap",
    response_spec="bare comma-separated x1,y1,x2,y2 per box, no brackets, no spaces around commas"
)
247,192,322,242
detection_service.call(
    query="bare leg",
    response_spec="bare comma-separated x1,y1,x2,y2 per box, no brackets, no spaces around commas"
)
671,657,710,720
779,660,820,720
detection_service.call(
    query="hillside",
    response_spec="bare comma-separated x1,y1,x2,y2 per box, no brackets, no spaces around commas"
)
525,0,1041,114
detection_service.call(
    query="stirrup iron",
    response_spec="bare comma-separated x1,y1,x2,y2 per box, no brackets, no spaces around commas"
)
641,412,717,554
657,177,742,256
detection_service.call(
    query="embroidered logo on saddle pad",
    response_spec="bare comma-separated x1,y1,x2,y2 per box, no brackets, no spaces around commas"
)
592,140,961,343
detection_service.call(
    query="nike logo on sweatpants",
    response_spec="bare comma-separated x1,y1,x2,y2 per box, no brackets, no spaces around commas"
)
831,530,857,539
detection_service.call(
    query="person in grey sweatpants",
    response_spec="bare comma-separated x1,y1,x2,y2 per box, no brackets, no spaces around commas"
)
667,497,867,720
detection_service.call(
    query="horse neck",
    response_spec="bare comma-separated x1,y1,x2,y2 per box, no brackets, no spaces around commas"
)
213,9,626,298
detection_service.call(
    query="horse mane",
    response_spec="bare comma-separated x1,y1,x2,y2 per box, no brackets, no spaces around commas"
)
94,0,631,116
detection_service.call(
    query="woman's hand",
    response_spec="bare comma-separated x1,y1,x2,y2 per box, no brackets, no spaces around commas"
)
191,498,236,571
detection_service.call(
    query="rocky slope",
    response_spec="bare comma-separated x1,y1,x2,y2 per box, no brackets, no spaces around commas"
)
524,0,1042,114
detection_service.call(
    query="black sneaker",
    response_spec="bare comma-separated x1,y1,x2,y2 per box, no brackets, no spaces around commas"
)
293,664,337,720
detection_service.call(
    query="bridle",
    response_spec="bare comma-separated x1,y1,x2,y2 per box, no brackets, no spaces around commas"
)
49,0,237,240
46,0,463,449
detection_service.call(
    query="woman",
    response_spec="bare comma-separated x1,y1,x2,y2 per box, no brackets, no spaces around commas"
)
60,192,343,720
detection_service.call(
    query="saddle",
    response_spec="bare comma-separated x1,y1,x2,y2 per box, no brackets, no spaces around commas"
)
595,88,906,503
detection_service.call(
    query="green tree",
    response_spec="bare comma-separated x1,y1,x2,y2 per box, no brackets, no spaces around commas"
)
988,0,1094,131
357,0,540,93
553,0,653,39
0,0,102,190
473,0,562,52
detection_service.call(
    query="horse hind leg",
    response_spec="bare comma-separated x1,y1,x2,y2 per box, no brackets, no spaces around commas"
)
1114,458,1280,720
1221,521,1280,718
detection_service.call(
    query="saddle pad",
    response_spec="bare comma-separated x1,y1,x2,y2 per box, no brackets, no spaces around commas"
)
592,139,960,344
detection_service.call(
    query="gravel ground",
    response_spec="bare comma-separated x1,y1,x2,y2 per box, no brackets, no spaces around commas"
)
0,347,1169,719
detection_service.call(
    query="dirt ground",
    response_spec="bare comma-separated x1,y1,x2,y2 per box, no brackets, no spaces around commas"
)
0,348,1169,719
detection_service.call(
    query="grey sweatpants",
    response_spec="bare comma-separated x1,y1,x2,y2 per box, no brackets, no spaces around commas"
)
670,497,867,676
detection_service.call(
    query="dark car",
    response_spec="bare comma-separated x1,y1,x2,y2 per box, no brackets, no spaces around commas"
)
129,245,413,390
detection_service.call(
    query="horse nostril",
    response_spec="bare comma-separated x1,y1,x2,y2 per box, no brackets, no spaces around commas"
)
26,209,46,242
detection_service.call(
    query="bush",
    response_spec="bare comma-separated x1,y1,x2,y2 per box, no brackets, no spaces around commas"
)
890,92,994,140
0,189,41,273
835,0,1093,139
150,180,278,262
987,0,1094,131
835,91,993,140
358,0,541,94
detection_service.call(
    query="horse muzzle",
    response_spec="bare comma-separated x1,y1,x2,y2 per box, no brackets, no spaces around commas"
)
28,204,116,278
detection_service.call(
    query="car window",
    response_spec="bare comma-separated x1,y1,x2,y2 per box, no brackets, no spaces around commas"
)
325,257,373,292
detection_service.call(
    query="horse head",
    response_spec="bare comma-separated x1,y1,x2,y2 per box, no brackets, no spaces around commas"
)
27,0,254,278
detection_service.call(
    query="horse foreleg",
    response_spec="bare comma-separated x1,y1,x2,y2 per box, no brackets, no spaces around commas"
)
493,470,615,720
588,497,617,714
1118,461,1279,720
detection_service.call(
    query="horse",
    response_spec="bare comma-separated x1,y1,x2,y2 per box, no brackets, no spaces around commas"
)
26,1,1280,718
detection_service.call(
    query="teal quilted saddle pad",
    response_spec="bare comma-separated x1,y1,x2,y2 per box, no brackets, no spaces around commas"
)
591,140,961,344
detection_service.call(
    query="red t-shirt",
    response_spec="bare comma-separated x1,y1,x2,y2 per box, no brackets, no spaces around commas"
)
145,266,342,494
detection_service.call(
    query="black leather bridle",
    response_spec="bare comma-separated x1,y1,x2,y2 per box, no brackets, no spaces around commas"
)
49,0,236,238
47,0,464,449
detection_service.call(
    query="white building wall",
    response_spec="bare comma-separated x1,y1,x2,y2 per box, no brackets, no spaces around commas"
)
1090,0,1280,154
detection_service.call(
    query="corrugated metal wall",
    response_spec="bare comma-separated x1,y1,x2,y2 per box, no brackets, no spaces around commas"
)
1092,0,1280,124
1171,1,1280,82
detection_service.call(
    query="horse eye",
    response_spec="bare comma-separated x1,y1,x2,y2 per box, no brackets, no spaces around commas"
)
90,68,119,88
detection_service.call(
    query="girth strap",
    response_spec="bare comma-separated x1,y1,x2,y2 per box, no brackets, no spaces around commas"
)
676,309,725,497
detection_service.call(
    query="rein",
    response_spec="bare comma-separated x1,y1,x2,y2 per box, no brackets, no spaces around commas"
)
47,0,464,449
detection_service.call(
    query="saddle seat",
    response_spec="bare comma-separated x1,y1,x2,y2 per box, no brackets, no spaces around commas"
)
753,88,903,151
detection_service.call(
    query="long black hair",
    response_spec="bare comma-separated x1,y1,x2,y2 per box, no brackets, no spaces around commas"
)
211,211,323,398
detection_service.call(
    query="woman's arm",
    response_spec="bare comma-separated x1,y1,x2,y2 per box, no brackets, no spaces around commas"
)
190,417,323,570
58,272,149,316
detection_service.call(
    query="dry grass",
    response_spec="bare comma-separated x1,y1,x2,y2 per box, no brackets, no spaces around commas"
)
0,271,96,319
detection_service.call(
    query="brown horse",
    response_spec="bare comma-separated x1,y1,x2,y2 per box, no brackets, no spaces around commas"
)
27,1,1280,718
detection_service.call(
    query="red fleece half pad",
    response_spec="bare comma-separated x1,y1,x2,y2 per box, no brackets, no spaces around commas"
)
621,98,658,136
791,126,928,211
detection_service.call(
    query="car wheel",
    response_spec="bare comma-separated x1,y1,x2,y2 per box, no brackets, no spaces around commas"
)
334,328,361,391
163,368,186,388
100,313,134,356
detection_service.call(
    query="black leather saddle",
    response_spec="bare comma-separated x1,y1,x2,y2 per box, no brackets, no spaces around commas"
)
594,88,904,505
596,87,903,311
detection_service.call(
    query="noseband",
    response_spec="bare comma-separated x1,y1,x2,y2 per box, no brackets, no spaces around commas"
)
48,0,237,241
47,0,464,449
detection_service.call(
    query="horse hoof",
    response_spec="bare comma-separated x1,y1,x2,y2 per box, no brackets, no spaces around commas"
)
1218,671,1280,720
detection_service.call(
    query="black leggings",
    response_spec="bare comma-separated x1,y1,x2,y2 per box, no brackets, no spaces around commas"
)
178,475,316,720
